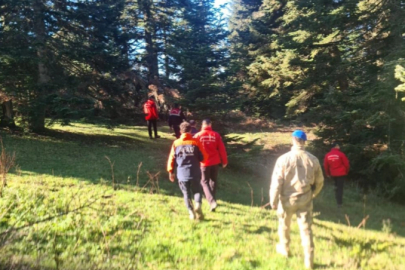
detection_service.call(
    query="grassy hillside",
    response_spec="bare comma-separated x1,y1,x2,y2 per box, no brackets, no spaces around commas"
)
0,123,404,270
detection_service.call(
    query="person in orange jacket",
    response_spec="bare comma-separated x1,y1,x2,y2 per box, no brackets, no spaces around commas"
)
143,96,160,139
167,122,208,220
323,142,350,207
194,119,228,212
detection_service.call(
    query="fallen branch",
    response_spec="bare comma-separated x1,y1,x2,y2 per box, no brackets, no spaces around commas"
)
357,215,370,229
261,188,264,206
261,202,270,209
0,138,16,197
0,195,100,237
345,214,351,227
136,162,143,187
105,156,116,190
247,182,254,207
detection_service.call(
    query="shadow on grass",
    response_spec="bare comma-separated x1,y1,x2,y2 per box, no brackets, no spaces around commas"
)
0,261,55,270
1,126,173,184
34,128,150,148
313,182,405,238
314,263,334,269
2,125,405,240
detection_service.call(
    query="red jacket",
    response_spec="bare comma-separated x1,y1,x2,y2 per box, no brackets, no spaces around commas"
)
324,148,350,177
168,108,186,127
194,127,228,167
143,99,158,120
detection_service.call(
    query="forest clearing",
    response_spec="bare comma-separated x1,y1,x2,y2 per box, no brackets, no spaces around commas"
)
1,0,405,269
0,123,404,270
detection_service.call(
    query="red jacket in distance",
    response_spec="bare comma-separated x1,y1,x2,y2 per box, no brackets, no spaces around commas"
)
323,148,350,177
168,108,186,127
194,126,228,167
143,99,158,120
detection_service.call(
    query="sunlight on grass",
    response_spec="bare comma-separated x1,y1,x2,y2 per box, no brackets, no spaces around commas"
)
0,123,404,269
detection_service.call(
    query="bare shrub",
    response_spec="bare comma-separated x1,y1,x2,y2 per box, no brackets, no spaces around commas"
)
104,156,117,190
0,138,16,197
141,171,160,194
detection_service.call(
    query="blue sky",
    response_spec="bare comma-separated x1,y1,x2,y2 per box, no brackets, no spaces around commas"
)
214,0,229,7
214,0,231,16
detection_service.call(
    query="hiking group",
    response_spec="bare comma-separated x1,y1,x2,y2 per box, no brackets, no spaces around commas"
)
143,96,350,270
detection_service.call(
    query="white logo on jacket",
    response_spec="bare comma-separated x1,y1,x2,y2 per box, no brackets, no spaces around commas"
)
169,109,181,116
200,135,216,143
327,155,340,161
178,146,195,157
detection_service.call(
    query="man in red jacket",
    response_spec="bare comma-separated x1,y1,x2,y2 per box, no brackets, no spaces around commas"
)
143,96,160,139
194,119,228,212
323,142,350,207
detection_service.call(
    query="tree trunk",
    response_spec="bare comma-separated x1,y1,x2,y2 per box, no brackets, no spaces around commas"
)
29,0,49,132
163,24,170,79
142,0,159,83
331,45,348,92
198,1,209,77
0,100,16,128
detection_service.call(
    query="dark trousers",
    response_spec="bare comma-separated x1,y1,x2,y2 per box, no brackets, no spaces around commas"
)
173,125,180,138
333,176,346,206
201,165,219,204
178,180,202,210
147,119,158,138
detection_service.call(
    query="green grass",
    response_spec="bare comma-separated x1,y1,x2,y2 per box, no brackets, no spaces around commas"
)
0,123,404,270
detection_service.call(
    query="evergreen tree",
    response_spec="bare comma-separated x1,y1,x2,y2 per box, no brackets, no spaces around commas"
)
0,0,131,131
228,0,297,118
167,0,230,115
229,0,405,200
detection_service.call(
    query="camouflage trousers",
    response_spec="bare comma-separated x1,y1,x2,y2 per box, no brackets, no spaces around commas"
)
277,191,314,263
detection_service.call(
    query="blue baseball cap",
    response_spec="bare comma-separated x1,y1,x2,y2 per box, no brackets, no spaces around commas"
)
292,130,307,141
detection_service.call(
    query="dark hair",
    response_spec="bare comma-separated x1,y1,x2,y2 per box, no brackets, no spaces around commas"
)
202,119,211,125
180,122,191,133
149,95,155,99
173,103,179,108
332,141,339,148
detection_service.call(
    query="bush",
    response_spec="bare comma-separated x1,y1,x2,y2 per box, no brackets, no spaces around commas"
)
367,152,405,203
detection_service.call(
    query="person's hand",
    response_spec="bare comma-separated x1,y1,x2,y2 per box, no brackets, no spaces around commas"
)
272,205,278,210
169,173,175,182
222,164,227,168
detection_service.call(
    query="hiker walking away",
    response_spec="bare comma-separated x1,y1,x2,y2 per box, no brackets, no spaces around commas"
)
168,103,186,138
323,142,350,208
143,96,160,139
194,119,228,212
189,120,198,136
167,122,208,220
270,130,324,269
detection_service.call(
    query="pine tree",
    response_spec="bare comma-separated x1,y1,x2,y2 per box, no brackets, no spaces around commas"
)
228,0,288,117
229,0,405,200
0,0,131,131
167,0,229,115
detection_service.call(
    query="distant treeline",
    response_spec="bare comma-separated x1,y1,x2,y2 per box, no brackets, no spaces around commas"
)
0,0,228,131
